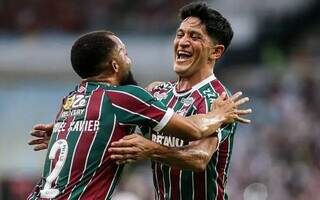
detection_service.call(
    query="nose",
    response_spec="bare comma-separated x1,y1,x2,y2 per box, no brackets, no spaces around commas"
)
178,35,191,48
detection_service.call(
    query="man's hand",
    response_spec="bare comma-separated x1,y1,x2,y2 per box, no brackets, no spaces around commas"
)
108,134,155,164
211,91,252,124
28,123,53,151
145,81,163,92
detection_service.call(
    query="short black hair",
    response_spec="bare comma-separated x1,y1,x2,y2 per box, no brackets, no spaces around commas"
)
71,30,116,79
179,2,234,50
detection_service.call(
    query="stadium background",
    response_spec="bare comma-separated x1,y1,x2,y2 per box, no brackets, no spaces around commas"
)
0,0,319,199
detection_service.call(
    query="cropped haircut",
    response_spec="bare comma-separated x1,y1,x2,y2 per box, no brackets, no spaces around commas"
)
179,2,234,50
71,31,116,79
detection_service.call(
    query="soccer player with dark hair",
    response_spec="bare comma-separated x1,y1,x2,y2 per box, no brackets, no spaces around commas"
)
27,29,250,200
109,2,242,200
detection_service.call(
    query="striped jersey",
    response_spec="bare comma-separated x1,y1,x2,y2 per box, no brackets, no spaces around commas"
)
28,81,174,200
146,74,237,200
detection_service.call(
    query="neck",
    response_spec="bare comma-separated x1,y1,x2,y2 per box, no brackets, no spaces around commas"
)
83,74,119,86
176,65,214,92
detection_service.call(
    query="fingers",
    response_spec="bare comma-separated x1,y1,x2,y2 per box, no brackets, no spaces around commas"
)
110,153,138,165
30,130,46,138
33,144,49,151
110,133,141,147
33,123,54,131
110,154,136,160
229,91,243,102
116,159,136,165
234,97,250,107
111,140,134,147
108,147,137,154
28,138,47,145
235,109,252,115
235,116,251,124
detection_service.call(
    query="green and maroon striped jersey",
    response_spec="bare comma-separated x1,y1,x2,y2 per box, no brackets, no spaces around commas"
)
146,74,237,200
28,81,174,200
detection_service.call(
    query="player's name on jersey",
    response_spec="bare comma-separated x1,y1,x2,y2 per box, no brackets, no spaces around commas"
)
151,134,184,147
53,120,100,133
60,109,85,118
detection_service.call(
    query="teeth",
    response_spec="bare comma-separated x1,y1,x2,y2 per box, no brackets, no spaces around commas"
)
177,50,191,56
177,50,192,60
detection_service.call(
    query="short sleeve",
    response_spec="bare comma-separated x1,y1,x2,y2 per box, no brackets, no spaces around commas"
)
106,85,174,132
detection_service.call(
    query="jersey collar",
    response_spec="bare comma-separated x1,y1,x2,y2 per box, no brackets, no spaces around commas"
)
172,73,217,97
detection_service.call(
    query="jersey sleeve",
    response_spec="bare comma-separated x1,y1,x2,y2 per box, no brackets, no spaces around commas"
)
106,85,174,132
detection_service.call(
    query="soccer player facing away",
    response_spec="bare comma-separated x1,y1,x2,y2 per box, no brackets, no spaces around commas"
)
27,31,251,200
109,2,242,200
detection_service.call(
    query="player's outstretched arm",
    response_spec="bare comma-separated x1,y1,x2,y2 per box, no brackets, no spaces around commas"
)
28,123,53,151
109,133,218,171
162,91,251,141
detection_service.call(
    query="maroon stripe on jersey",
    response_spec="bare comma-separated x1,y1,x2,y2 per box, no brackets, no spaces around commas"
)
170,167,180,200
79,123,127,199
211,79,225,95
61,89,105,197
211,79,228,200
167,96,178,108
192,90,206,113
156,164,165,200
107,90,166,122
216,140,229,200
193,90,207,200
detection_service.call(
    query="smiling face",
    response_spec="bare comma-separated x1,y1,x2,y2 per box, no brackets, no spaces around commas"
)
174,16,214,78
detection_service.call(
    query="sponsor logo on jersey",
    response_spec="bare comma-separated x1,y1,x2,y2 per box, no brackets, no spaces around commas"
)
181,96,194,106
152,134,184,147
60,108,85,118
63,94,89,111
153,91,168,101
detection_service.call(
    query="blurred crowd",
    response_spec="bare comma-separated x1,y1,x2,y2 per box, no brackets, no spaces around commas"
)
0,0,193,34
0,0,319,199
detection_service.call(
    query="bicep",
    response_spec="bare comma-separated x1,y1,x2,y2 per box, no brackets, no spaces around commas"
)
162,113,202,141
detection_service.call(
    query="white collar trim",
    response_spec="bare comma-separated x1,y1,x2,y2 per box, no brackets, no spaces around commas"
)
173,73,216,97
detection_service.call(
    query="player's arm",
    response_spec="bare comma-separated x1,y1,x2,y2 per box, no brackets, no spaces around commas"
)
109,133,218,172
109,86,250,141
161,91,250,141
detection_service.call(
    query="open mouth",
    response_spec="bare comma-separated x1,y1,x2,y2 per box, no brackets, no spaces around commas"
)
176,50,192,63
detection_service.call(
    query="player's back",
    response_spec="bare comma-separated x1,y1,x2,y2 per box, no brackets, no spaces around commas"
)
29,81,173,200
31,82,127,200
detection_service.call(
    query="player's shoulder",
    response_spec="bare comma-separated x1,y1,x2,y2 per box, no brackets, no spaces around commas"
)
106,84,154,100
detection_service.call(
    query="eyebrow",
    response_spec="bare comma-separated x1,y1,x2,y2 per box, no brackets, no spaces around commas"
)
176,28,203,36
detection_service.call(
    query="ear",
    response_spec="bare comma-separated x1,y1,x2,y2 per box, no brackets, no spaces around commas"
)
209,44,225,61
111,60,119,73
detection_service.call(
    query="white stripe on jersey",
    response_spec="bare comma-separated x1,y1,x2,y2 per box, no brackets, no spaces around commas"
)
67,85,101,199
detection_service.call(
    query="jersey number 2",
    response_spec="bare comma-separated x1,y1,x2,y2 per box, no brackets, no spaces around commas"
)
40,139,68,198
